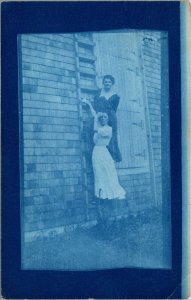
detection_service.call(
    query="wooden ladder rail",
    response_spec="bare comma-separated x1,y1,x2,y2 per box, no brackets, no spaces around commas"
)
74,33,98,221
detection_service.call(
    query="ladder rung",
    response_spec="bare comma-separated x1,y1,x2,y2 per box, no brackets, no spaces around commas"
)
79,69,97,77
78,53,96,62
80,86,98,92
77,39,95,47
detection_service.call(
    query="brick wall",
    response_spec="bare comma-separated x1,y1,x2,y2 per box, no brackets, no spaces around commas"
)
20,34,87,241
141,31,162,205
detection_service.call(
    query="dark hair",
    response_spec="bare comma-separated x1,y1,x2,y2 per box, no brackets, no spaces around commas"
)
102,75,115,85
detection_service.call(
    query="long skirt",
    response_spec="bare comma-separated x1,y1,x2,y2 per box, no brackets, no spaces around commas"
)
92,145,126,200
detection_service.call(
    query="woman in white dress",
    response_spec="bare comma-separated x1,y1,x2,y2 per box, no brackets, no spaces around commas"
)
82,99,126,201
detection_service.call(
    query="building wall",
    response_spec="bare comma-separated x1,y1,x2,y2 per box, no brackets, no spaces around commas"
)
19,32,163,242
141,31,162,205
20,34,87,241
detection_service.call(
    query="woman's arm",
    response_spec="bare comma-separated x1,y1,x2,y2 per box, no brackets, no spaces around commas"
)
111,95,120,112
81,98,99,131
81,98,97,118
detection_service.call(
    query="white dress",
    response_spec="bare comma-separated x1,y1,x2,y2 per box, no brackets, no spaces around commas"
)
92,125,126,200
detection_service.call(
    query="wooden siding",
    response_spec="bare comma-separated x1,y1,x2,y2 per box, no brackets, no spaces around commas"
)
94,32,150,171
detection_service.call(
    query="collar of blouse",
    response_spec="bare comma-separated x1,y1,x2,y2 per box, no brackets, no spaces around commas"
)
100,88,116,100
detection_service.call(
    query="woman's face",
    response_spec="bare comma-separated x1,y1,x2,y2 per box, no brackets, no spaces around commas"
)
99,113,108,126
103,78,113,91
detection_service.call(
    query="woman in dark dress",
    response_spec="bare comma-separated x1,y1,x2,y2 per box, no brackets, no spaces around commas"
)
93,75,122,162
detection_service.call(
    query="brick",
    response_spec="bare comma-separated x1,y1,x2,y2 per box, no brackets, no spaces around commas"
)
22,62,31,70
152,142,161,149
24,139,80,148
22,33,73,46
145,76,161,85
23,131,80,141
25,155,81,164
22,84,38,93
23,100,78,112
24,221,42,232
143,55,160,65
151,125,161,132
150,108,161,116
75,191,85,200
23,115,79,126
23,92,78,105
144,70,160,80
154,166,162,173
24,217,69,232
26,163,36,173
25,124,79,134
143,60,160,69
37,86,77,98
146,81,161,89
153,148,161,155
36,163,82,172
25,209,70,222
152,136,161,143
23,92,60,102
23,196,34,206
24,148,35,155
53,170,64,178
22,54,75,71
147,86,161,94
22,44,74,59
36,78,76,90
23,70,76,85
25,171,53,181
33,195,60,205
22,48,75,64
23,107,78,118
24,180,37,189
150,114,161,121
23,77,38,85
143,65,160,74
150,120,160,127
25,178,66,189
151,131,161,137
154,160,161,167
22,38,74,53
24,147,80,157
62,170,82,178
34,33,73,43
64,177,79,185
24,187,49,197
23,62,75,77
26,202,66,214
49,186,65,197
147,92,161,100
149,103,160,110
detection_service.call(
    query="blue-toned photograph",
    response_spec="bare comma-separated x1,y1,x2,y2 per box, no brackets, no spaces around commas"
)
18,30,171,270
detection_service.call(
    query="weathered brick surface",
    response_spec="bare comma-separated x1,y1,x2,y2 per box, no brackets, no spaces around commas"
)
142,31,162,204
21,34,86,234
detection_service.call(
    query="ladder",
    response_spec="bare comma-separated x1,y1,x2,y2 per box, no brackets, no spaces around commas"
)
73,32,98,220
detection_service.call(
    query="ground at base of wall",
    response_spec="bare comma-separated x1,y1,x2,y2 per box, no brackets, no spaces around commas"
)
22,207,170,270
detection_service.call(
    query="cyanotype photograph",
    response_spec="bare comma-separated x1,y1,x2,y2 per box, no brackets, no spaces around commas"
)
18,30,171,271
3,0,187,298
